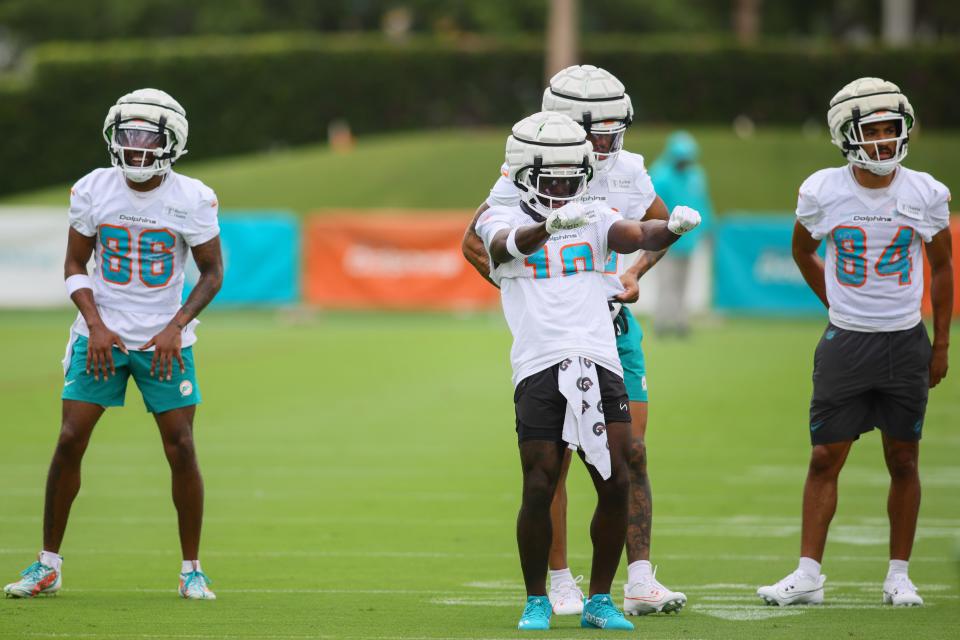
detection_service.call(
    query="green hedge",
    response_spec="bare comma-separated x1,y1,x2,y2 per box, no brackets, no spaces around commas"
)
1,33,958,196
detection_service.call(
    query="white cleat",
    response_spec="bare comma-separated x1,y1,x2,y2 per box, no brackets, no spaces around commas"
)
4,561,61,598
179,570,216,600
757,570,825,606
623,568,687,615
883,575,923,607
548,574,584,615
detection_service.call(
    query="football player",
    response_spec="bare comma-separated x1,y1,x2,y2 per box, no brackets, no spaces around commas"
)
757,78,952,607
463,65,687,616
4,89,223,600
475,111,700,630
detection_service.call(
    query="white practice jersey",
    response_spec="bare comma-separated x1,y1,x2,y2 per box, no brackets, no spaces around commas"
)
796,166,950,332
485,150,656,278
475,203,624,386
67,167,220,349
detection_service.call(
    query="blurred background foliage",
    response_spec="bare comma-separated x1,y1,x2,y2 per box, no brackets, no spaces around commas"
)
0,0,957,197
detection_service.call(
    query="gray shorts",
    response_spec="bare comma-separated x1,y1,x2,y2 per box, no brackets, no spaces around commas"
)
809,322,931,445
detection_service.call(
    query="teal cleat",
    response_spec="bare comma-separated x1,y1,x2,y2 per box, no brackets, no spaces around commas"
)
4,561,61,598
581,593,635,630
179,570,216,600
518,595,552,630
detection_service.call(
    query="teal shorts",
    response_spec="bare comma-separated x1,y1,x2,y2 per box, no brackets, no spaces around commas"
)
62,335,201,414
614,308,648,403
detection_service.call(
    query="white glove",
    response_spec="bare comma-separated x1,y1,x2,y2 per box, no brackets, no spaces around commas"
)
667,205,701,235
545,202,598,234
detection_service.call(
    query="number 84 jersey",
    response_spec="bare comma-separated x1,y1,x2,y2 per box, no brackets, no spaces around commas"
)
67,167,220,346
796,166,950,332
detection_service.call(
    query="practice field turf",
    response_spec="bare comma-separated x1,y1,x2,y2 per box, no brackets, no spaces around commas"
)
3,126,960,215
0,310,957,639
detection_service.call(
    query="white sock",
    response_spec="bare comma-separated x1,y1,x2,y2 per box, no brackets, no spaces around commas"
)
548,567,574,587
40,550,63,572
627,560,653,584
887,559,909,579
181,560,201,574
798,557,821,579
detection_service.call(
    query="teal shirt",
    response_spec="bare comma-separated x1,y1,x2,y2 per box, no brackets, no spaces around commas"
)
649,132,714,257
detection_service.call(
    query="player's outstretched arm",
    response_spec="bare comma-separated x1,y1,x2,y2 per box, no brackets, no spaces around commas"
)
462,202,497,287
607,205,699,255
926,228,953,388
487,222,550,265
64,227,127,381
791,221,828,308
140,236,223,380
616,196,670,303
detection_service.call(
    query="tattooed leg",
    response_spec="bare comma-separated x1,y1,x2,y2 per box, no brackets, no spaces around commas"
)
626,401,652,563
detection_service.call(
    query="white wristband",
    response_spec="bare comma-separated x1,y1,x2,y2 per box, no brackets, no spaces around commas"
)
65,274,93,297
506,228,530,260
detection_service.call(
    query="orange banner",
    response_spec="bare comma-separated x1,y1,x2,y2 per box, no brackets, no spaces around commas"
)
921,218,960,316
304,210,500,310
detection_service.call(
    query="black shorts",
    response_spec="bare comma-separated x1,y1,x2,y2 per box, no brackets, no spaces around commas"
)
514,361,631,443
809,322,931,445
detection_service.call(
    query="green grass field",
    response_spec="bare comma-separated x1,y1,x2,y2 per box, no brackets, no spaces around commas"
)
0,310,957,639
3,126,959,215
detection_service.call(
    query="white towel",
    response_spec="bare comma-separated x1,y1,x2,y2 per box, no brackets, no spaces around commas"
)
557,357,611,480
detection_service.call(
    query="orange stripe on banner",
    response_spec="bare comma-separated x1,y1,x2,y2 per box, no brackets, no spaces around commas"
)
303,209,500,310
921,217,960,316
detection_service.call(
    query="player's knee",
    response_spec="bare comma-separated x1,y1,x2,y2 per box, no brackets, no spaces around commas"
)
162,430,197,468
522,468,557,510
54,422,90,461
808,446,844,478
599,466,630,505
628,437,647,473
886,448,918,480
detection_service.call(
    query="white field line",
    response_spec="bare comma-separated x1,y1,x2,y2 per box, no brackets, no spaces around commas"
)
0,514,957,542
695,607,805,621
0,548,954,564
693,581,956,592
698,594,958,603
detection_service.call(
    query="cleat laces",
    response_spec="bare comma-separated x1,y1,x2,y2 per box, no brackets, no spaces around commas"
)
21,562,48,582
182,570,212,593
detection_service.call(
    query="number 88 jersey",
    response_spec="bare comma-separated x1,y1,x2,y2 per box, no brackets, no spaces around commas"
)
796,166,950,332
68,167,220,318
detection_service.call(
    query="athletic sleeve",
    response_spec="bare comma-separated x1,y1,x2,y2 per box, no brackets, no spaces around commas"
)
475,206,515,252
796,177,828,240
918,180,952,243
67,184,95,237
181,188,221,247
485,163,522,208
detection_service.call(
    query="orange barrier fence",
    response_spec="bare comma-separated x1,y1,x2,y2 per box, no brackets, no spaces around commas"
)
304,211,500,310
922,218,960,316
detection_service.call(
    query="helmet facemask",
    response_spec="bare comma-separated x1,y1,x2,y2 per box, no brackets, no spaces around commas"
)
108,117,178,183
583,117,627,176
842,109,911,177
104,89,189,184
516,158,591,217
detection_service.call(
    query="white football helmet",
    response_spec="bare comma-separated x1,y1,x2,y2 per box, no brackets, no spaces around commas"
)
827,77,914,176
542,65,634,175
505,112,594,218
103,88,189,183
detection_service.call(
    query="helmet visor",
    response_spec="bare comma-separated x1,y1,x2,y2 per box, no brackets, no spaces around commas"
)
534,166,589,208
115,127,166,168
587,124,626,159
